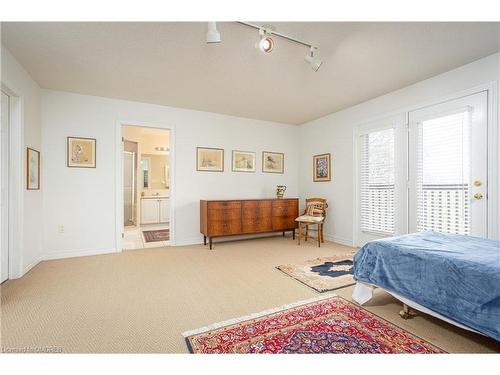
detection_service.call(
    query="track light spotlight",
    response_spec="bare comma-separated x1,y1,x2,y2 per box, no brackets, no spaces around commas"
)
304,47,322,72
255,29,274,53
206,22,221,44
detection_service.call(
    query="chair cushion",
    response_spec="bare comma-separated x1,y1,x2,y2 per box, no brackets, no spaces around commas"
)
295,215,324,223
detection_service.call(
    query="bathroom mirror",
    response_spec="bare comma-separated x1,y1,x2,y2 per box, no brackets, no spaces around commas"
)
141,154,169,190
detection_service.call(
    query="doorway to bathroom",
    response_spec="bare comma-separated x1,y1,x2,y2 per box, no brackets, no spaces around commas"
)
121,125,171,250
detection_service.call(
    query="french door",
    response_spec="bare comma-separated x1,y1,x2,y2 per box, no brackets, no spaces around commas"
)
408,91,488,237
357,91,488,246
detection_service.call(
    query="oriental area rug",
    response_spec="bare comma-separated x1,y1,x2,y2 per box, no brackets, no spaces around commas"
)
277,257,355,292
183,295,444,354
142,229,169,242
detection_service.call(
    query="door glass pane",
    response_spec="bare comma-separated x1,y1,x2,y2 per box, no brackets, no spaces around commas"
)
416,111,471,234
360,128,395,234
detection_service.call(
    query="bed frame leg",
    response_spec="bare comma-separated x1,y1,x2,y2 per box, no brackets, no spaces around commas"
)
399,303,411,320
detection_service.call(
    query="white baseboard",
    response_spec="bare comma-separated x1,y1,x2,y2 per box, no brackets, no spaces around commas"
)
324,234,355,247
172,237,203,247
173,232,283,247
15,257,42,278
42,247,118,261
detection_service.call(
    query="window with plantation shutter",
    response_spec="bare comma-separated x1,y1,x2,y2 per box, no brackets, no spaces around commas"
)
415,110,472,235
360,128,395,235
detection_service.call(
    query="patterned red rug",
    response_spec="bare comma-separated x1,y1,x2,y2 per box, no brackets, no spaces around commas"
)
183,295,444,354
142,229,169,243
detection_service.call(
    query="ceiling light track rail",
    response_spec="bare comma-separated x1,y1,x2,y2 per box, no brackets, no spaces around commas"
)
206,22,323,71
236,21,317,49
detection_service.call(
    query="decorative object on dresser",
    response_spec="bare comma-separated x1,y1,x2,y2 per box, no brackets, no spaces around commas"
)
313,153,331,182
262,151,284,173
295,197,327,247
200,198,299,249
196,147,224,172
26,147,40,190
232,150,256,172
276,185,286,199
67,136,96,168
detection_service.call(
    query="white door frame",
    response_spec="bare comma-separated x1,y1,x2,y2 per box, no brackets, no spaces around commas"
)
114,120,175,251
1,82,24,279
353,81,498,246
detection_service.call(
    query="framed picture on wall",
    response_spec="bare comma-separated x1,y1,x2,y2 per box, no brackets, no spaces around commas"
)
26,147,40,190
232,150,256,172
313,153,331,182
67,136,96,168
197,147,224,172
262,151,284,174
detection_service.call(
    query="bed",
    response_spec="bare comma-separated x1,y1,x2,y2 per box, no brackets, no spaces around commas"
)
352,231,500,341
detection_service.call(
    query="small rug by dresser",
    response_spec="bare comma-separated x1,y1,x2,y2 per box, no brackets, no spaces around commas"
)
142,229,169,243
183,295,445,354
277,256,355,292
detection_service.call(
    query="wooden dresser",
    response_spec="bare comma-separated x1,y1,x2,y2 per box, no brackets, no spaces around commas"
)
200,198,299,249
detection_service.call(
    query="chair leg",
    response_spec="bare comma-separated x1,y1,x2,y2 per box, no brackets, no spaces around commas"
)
317,223,321,247
305,225,308,241
298,223,302,245
321,223,324,243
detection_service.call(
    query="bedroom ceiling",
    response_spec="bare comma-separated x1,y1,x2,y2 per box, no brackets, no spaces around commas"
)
2,22,500,125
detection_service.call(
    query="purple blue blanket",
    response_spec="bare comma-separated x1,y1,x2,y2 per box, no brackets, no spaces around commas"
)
353,231,500,341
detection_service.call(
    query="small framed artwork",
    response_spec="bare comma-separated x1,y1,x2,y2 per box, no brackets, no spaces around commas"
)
232,150,256,172
26,147,40,190
196,147,224,172
313,153,331,182
262,151,284,174
67,136,96,168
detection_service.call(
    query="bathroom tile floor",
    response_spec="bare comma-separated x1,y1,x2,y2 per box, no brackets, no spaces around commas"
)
123,224,170,250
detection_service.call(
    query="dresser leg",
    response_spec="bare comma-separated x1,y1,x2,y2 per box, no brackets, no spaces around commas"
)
292,229,295,240
282,231,285,237
204,235,207,246
209,237,213,250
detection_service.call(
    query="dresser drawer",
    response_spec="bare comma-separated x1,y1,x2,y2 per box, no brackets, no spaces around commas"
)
207,201,242,210
208,218,242,236
242,200,273,233
272,200,298,217
271,199,298,230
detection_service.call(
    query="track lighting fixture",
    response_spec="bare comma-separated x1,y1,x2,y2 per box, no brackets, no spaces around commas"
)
304,46,323,72
206,22,324,71
255,29,274,53
206,22,221,44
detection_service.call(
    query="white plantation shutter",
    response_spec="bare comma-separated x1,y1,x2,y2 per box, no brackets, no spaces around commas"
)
415,109,472,235
360,128,395,235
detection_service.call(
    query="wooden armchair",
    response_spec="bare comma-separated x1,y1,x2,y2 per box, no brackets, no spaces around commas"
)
295,198,327,247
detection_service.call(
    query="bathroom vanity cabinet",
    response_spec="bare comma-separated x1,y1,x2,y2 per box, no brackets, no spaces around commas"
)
141,197,169,224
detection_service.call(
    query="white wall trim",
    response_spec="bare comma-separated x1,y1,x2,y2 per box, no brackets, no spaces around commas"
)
115,119,176,252
43,247,116,261
1,81,25,279
323,234,355,247
23,257,42,275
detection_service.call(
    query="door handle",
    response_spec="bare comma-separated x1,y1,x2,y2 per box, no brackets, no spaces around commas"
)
474,193,483,200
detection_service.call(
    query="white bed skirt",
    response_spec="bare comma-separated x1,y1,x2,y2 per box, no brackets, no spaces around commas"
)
352,281,481,335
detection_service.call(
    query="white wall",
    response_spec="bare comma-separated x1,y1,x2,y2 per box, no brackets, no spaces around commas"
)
41,90,299,258
1,46,43,276
299,53,500,246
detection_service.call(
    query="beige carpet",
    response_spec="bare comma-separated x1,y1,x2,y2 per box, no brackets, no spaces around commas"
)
1,236,499,353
